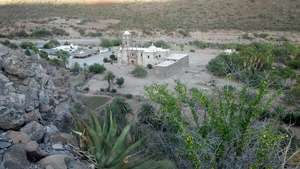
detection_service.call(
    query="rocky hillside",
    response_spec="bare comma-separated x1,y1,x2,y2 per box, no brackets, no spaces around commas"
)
0,45,89,168
0,0,299,31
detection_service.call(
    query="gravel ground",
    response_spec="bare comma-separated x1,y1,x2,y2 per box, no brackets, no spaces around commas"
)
85,48,241,96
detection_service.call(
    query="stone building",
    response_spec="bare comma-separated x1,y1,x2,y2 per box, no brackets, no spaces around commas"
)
118,31,170,66
154,54,189,78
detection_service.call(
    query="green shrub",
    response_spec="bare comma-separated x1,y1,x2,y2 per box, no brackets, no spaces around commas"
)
14,30,29,37
131,66,147,78
147,64,153,69
101,38,121,48
88,63,106,74
31,28,52,37
86,32,102,37
20,41,38,53
71,62,81,74
43,39,60,49
51,27,69,36
154,40,170,49
103,57,110,63
116,77,125,88
20,41,35,49
74,112,175,169
0,40,18,49
279,111,300,126
48,58,63,66
287,59,300,69
24,49,32,56
145,82,288,169
108,97,131,129
38,50,49,59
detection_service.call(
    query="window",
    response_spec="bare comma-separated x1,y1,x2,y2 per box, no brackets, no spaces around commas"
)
147,56,150,59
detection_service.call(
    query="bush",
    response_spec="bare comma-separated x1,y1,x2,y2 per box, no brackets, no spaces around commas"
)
109,97,132,129
147,64,153,69
88,63,106,74
48,58,64,66
86,32,102,37
100,38,121,48
131,66,147,78
14,30,29,37
145,82,289,169
0,40,18,49
103,57,110,63
51,27,69,36
116,77,125,88
31,28,52,37
154,40,170,49
288,59,300,69
24,49,32,56
43,39,60,49
125,94,133,99
280,111,300,126
71,62,81,74
38,50,49,59
20,41,35,49
109,54,117,61
111,89,117,93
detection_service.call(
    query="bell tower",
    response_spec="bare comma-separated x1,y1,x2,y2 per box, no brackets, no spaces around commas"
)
122,31,131,48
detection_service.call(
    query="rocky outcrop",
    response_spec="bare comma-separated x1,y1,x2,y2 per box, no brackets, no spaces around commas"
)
0,45,89,168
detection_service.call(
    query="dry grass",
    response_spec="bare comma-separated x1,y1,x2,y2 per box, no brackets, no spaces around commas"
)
0,0,299,31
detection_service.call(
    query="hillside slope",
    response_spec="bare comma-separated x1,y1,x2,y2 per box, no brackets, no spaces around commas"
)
0,0,299,31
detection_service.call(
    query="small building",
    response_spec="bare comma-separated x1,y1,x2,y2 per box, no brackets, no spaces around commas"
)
154,54,189,78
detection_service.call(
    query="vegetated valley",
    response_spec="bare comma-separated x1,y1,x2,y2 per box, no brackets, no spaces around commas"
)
0,0,300,169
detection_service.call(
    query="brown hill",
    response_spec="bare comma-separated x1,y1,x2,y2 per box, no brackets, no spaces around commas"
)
0,0,299,31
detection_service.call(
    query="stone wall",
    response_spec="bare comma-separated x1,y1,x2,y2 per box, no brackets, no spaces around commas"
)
154,55,189,78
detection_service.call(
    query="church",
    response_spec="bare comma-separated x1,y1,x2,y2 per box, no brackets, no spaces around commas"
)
118,31,170,67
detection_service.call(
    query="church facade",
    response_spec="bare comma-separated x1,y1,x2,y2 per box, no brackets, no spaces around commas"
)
118,31,170,67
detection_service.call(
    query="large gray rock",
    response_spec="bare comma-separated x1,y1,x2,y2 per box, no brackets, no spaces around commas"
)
21,121,45,142
0,45,57,130
38,154,70,169
2,144,30,169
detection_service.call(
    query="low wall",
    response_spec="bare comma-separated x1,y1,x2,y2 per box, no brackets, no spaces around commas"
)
154,55,189,78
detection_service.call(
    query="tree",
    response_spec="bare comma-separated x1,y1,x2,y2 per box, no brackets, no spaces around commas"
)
116,77,125,88
55,50,70,68
104,71,115,92
131,66,147,78
110,53,117,61
71,62,81,75
88,63,106,74
83,63,88,80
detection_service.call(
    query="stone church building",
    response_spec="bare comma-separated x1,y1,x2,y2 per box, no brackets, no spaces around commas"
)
118,31,170,67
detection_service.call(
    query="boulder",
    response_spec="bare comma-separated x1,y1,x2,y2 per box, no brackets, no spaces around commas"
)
2,144,30,169
21,121,45,142
0,135,12,150
0,106,25,130
38,154,71,169
25,141,48,162
45,132,77,146
5,131,31,144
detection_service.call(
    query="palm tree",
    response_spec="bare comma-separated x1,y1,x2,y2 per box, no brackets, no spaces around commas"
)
104,71,115,92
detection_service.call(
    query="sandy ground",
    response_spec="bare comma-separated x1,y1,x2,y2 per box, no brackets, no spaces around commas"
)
85,48,241,96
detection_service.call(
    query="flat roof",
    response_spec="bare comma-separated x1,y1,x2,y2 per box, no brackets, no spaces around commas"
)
166,53,188,61
155,60,176,67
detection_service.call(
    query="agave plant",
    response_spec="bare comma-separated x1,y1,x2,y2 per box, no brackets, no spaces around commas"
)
74,111,175,169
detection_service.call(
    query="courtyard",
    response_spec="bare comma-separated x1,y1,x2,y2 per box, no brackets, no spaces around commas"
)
84,48,241,96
